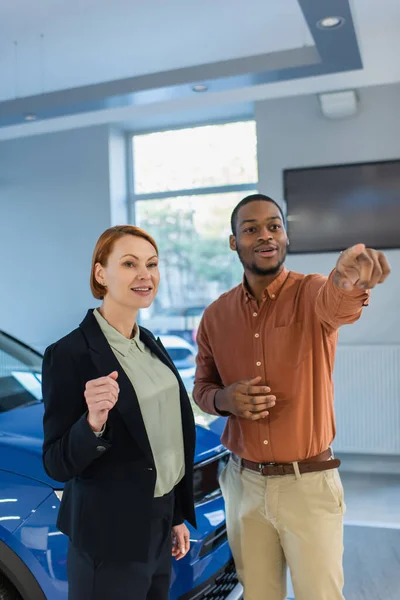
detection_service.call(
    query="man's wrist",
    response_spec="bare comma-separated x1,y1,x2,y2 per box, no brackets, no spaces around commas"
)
214,390,230,416
332,268,342,288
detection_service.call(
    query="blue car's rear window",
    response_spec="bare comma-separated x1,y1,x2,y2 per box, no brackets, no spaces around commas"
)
0,333,42,412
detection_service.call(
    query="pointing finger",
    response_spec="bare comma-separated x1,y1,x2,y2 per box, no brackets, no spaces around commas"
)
340,243,366,263
378,252,391,283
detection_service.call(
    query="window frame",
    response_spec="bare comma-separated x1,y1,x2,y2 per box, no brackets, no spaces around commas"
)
127,118,258,223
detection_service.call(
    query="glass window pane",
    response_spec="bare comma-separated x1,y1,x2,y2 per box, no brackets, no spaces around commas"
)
135,192,246,351
0,333,43,412
133,121,258,194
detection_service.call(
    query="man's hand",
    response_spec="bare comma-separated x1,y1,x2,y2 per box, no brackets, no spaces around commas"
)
85,371,119,432
172,523,190,560
215,376,276,420
334,244,391,291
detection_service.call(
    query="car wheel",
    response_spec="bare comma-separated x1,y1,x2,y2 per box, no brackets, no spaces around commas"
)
0,576,22,600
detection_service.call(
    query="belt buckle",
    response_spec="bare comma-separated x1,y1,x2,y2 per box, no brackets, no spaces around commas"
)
259,461,276,475
264,462,286,476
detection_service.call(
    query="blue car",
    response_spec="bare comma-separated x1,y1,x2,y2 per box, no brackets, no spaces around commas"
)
0,330,242,600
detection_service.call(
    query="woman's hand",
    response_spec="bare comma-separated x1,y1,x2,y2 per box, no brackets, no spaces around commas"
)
84,371,119,432
171,523,190,560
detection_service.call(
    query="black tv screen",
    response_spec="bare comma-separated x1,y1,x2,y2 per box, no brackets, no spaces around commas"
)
284,160,400,253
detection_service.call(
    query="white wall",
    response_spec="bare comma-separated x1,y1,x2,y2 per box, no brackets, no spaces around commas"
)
0,125,112,350
255,83,400,345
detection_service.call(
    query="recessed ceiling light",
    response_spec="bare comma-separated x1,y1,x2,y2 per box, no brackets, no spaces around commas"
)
317,16,345,29
192,84,208,93
24,113,37,121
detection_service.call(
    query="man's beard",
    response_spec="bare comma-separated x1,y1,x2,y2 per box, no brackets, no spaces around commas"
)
236,245,287,276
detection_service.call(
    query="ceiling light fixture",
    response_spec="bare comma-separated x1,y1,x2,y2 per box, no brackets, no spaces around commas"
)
317,16,345,29
24,113,37,121
192,84,208,93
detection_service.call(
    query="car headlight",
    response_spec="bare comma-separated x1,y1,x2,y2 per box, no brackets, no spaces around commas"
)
54,490,63,501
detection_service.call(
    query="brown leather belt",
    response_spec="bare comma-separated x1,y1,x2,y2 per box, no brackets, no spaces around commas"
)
232,449,340,476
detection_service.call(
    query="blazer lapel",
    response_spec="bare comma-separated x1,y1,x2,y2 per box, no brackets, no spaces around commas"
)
79,310,154,462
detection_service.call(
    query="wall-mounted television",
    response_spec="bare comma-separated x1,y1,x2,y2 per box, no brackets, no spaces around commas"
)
284,159,400,253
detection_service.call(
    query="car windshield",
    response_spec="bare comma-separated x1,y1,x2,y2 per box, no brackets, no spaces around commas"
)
0,332,43,413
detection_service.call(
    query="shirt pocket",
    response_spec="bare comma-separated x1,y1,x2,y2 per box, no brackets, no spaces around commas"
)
266,321,311,369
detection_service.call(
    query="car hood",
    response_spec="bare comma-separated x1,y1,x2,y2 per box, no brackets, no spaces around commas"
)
0,403,58,488
0,403,225,487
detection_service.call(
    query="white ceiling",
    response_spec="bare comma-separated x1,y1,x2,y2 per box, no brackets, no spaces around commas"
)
0,0,399,139
0,0,313,101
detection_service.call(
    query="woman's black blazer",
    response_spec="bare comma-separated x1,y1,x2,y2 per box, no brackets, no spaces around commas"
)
42,309,196,562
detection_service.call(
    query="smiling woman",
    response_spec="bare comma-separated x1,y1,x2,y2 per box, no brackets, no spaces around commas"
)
90,225,159,301
90,227,161,337
41,224,197,600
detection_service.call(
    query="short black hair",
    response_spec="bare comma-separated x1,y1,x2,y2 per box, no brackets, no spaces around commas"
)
230,193,286,236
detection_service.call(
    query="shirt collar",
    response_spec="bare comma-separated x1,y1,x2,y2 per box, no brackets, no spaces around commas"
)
242,266,289,302
93,309,145,357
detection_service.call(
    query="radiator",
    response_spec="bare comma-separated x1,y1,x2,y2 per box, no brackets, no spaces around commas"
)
333,345,400,455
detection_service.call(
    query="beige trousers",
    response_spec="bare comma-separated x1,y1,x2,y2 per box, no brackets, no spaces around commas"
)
220,457,346,600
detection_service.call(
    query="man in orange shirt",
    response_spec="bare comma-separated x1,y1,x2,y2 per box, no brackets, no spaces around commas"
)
193,194,391,600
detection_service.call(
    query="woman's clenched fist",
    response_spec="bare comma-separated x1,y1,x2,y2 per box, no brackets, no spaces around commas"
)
84,371,119,432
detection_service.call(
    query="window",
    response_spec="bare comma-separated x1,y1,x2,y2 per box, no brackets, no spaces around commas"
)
134,192,246,312
133,121,258,194
130,121,258,408
0,333,43,413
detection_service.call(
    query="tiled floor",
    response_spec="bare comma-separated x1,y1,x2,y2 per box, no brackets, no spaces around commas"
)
341,472,400,527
